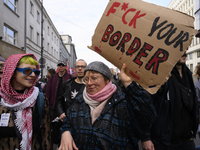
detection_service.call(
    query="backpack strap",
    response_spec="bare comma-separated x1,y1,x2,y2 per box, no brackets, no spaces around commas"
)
37,92,44,124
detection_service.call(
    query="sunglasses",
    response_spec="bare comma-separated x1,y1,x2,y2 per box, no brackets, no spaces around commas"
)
16,68,40,76
58,64,66,66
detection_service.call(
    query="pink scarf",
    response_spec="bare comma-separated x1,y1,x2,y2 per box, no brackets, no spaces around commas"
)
84,81,117,124
87,81,117,102
0,54,39,150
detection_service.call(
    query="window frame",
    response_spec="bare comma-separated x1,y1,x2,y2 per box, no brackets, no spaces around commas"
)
3,25,16,45
30,1,34,15
37,32,40,45
37,11,40,23
4,0,17,12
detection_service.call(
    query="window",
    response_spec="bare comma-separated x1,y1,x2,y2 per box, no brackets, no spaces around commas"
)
190,53,193,60
48,26,49,35
190,64,193,72
197,51,200,58
4,0,16,12
37,11,40,23
37,32,40,45
47,43,49,52
191,8,194,16
52,32,53,40
30,26,33,40
3,25,16,45
30,1,33,14
51,47,53,54
186,1,187,9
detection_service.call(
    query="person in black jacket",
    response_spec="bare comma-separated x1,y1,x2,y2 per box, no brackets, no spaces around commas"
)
141,51,199,150
56,59,87,121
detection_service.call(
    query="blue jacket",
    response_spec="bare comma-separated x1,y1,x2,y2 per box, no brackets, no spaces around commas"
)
60,81,156,150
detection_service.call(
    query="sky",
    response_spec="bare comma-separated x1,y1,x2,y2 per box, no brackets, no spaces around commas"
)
43,0,172,68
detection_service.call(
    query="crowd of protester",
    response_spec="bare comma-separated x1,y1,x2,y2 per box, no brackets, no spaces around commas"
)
0,52,200,150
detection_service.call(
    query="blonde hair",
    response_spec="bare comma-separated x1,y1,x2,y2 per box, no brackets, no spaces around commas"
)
18,56,38,67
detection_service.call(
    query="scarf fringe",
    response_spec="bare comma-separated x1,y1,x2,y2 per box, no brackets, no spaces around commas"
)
14,110,22,132
2,87,39,150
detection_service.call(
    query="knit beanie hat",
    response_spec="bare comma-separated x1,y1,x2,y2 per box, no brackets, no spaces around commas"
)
0,56,6,62
84,61,112,80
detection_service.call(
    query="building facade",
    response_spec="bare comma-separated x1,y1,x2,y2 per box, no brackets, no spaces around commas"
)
1,0,25,54
26,0,61,77
0,0,77,77
61,35,77,69
59,36,70,67
168,0,200,73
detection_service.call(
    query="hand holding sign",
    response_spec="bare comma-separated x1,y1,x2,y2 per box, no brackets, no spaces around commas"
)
119,63,132,88
88,0,197,94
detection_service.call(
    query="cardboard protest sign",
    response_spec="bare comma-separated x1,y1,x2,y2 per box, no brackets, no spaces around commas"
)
88,0,197,94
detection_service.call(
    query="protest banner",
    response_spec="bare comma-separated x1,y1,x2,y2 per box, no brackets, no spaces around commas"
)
88,0,197,94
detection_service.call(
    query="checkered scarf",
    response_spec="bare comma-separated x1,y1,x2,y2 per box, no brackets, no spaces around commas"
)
0,54,39,150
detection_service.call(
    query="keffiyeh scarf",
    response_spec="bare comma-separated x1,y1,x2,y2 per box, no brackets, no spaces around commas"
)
0,53,39,150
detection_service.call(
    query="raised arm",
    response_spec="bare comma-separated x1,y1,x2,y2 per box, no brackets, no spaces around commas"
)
119,63,157,142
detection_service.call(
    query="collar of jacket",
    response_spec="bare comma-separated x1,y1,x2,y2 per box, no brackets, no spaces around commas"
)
64,77,77,86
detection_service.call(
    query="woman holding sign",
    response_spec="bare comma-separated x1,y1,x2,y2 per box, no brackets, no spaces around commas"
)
58,61,156,150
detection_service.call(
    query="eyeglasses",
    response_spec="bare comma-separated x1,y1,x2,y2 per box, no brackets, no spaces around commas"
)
16,68,40,76
83,76,102,84
58,64,66,67
75,65,86,69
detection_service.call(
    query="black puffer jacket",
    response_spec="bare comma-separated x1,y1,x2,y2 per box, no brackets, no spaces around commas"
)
56,77,85,117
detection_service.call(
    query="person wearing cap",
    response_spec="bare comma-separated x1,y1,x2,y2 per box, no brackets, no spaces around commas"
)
51,59,87,145
56,59,87,122
0,56,6,86
0,54,51,150
45,59,71,122
45,59,71,148
58,61,156,150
